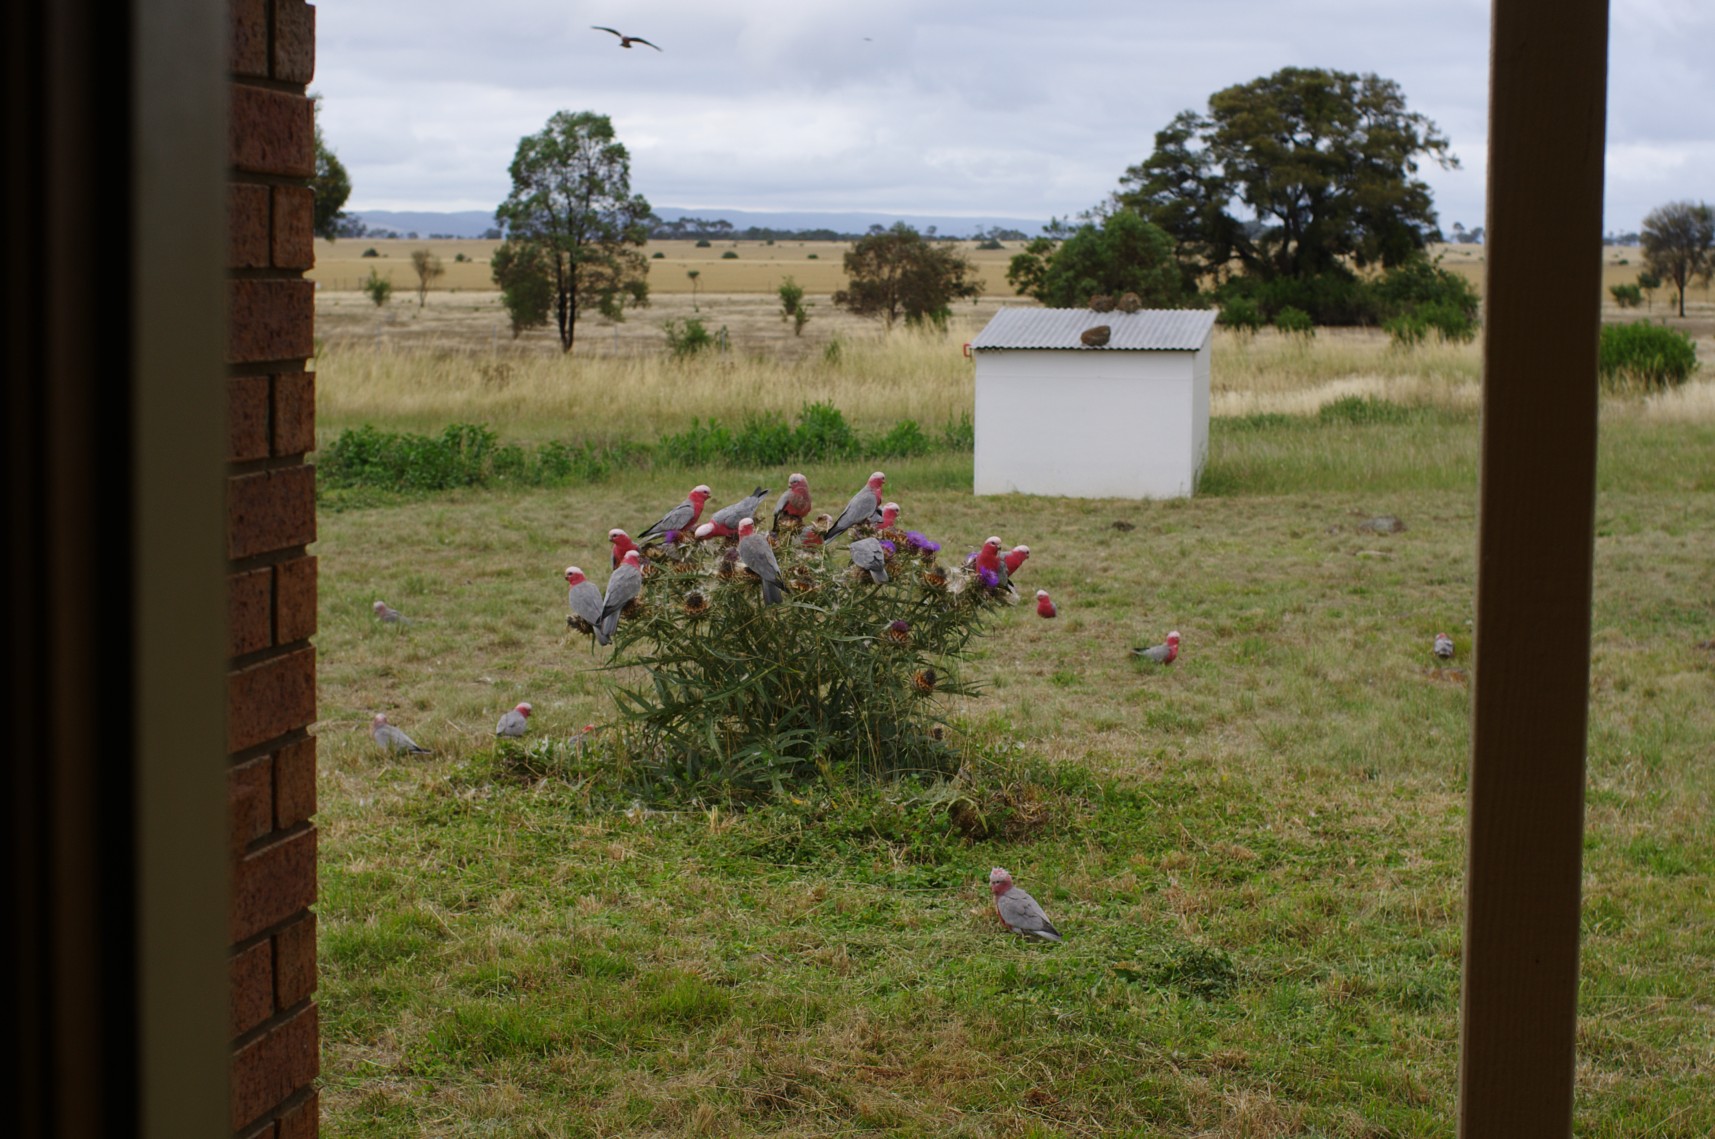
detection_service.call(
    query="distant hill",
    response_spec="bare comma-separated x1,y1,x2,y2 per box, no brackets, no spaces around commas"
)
348,206,1050,241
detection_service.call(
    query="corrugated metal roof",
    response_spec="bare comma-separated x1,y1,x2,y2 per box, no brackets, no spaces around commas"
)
970,307,1217,351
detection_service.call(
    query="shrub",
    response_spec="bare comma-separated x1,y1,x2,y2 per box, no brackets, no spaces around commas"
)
453,252,468,263
1609,283,1642,309
1216,297,1264,334
871,419,932,458
1273,306,1314,337
360,247,379,258
941,412,975,451
651,251,665,259
1383,313,1429,348
662,318,715,359
361,267,393,307
976,238,1005,250
695,238,712,248
1597,322,1698,392
720,250,739,260
1420,300,1478,343
1319,396,1414,425
807,253,819,260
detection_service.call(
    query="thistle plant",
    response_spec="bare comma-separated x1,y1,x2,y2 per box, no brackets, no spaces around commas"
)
596,525,1017,798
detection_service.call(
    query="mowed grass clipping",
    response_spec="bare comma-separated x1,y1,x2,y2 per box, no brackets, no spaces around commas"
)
314,402,1715,1136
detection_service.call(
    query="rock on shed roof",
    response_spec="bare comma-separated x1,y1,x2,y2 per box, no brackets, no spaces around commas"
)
970,307,1217,351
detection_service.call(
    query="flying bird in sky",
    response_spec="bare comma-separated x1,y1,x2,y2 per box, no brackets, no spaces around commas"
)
592,26,662,51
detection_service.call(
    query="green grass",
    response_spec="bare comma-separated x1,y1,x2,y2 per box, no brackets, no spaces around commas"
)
314,412,1715,1136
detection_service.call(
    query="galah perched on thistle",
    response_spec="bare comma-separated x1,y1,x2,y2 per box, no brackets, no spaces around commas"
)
565,566,604,634
638,484,711,545
823,471,886,542
707,485,770,534
495,702,532,738
596,550,644,645
772,473,812,531
1035,590,1057,619
971,537,1005,577
735,518,784,604
877,501,901,536
693,520,733,542
849,537,889,584
989,867,1063,943
1004,545,1031,577
371,713,430,754
372,600,409,625
1132,631,1181,664
608,528,640,568
1433,632,1455,660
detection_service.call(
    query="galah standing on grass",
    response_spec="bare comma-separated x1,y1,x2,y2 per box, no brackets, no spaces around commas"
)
1132,631,1181,664
638,484,711,545
824,471,886,542
849,537,889,584
989,867,1063,943
372,600,409,625
495,702,532,738
597,550,644,645
608,528,640,568
565,566,604,633
772,473,812,531
371,713,431,754
1004,545,1031,577
1035,590,1057,619
736,518,784,605
1433,632,1455,660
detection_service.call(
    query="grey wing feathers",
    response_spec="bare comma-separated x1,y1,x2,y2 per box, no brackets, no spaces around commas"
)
998,887,1063,942
823,489,873,541
568,581,604,626
849,538,889,583
376,724,430,754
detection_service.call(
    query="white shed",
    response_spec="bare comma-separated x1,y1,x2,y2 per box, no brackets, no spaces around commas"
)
970,307,1218,499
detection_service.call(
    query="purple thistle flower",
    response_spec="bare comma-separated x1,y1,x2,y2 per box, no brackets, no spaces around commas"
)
978,566,1000,589
662,529,681,546
879,539,897,555
904,530,940,553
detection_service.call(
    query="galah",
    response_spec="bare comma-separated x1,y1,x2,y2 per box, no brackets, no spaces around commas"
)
565,566,604,633
878,501,901,531
693,520,733,542
1433,632,1455,660
496,702,532,738
1035,590,1057,618
736,518,784,605
708,486,770,535
372,600,409,624
609,528,640,568
597,550,644,645
772,473,812,530
568,724,597,754
638,484,711,545
849,537,889,583
823,471,886,541
972,537,1005,577
371,713,430,754
1132,630,1181,664
1004,545,1031,576
989,867,1063,943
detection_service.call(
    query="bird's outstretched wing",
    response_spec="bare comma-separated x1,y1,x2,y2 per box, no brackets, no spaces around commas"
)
592,25,623,37
630,37,663,51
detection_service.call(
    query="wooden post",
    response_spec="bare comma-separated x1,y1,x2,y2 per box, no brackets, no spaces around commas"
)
1458,0,1608,1134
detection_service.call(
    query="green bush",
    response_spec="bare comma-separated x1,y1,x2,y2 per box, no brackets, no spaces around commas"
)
941,412,975,451
871,419,932,458
1609,283,1642,309
317,423,641,493
662,318,715,359
721,250,739,259
1216,297,1264,334
694,238,711,248
651,251,665,259
1273,306,1314,337
360,247,379,258
807,253,819,260
1420,300,1478,343
1383,313,1429,348
1598,322,1698,392
1319,396,1414,425
361,267,393,307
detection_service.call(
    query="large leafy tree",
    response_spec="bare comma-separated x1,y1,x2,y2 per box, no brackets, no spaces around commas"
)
1640,200,1714,318
1118,67,1456,284
495,110,652,352
310,95,352,240
832,223,982,329
1005,210,1192,308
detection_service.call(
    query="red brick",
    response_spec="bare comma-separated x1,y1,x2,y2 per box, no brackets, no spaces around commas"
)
228,278,315,364
277,1090,319,1139
229,0,268,77
229,565,273,657
271,185,316,270
228,182,270,268
230,938,275,1038
231,827,317,945
274,913,317,1008
230,754,275,852
273,1,318,85
230,85,314,178
227,465,316,560
272,373,316,457
227,646,317,754
273,737,317,829
228,376,271,464
231,1003,319,1131
274,555,317,643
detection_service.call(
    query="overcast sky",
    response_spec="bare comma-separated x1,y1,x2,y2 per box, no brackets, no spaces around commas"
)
317,0,1712,235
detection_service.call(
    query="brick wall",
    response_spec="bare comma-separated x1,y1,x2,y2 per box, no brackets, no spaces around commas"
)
227,2,319,1136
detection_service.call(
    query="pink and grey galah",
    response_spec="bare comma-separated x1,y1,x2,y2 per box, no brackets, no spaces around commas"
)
597,550,645,644
823,471,886,541
707,485,770,534
849,537,889,584
772,473,812,530
565,566,604,633
989,867,1063,943
1035,590,1057,619
638,484,711,545
878,501,901,531
1433,632,1455,660
496,702,532,738
371,713,431,754
372,600,409,624
1004,545,1031,576
608,528,640,568
972,537,1005,577
736,518,784,604
1132,631,1181,664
